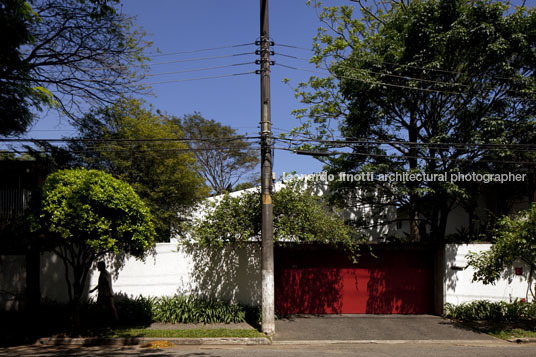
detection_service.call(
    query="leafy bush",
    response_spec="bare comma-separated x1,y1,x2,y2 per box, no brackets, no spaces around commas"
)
444,300,536,321
153,295,246,324
31,295,254,327
114,294,156,326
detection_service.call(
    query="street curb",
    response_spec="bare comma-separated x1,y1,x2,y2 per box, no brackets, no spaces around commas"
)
36,336,271,346
507,337,536,344
272,339,505,345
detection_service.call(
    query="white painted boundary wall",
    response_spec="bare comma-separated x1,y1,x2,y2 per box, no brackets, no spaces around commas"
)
444,244,532,304
40,243,261,306
4,243,532,310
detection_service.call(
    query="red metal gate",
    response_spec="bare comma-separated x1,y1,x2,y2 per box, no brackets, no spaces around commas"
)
275,246,434,314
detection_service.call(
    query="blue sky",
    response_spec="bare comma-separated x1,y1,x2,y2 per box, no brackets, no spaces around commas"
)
25,0,336,177
20,0,531,178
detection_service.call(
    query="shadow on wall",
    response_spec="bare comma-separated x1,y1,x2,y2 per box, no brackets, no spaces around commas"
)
365,249,433,313
445,244,459,293
275,246,345,314
0,255,26,311
179,243,261,306
275,245,435,314
40,250,139,304
276,267,344,314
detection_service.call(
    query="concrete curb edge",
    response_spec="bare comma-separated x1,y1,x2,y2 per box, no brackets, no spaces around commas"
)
36,336,272,346
507,337,536,344
272,339,506,345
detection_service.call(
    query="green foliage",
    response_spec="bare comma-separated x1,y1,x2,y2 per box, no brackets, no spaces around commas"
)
70,98,208,241
444,300,536,321
1,0,150,135
466,205,536,297
36,168,155,257
153,295,246,324
114,294,156,326
34,168,155,310
186,181,363,256
291,0,536,241
0,0,40,135
172,113,259,195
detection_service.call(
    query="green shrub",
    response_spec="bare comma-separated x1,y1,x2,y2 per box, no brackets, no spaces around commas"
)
153,295,246,324
444,300,536,321
114,294,156,326
33,295,255,327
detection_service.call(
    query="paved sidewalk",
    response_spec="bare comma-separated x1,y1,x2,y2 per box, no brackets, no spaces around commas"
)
274,314,497,341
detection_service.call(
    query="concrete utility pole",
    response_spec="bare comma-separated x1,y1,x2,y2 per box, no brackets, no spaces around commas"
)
259,0,275,335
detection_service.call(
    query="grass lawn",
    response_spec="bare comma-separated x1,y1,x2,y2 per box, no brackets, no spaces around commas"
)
108,328,267,339
487,328,536,340
457,320,536,340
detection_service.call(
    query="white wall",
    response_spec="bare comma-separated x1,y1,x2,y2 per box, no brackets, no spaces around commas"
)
39,243,261,306
444,244,532,304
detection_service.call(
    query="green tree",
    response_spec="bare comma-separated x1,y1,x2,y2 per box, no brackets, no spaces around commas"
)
0,0,149,136
185,181,364,257
174,113,259,195
290,0,536,241
0,0,39,135
33,168,155,324
466,205,536,300
69,98,208,241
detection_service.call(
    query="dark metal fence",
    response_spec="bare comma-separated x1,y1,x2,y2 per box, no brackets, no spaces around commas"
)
0,189,30,219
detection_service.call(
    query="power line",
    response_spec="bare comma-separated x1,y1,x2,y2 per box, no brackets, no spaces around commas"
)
0,146,260,155
275,147,536,165
146,62,255,77
276,62,536,99
276,63,465,96
275,136,536,149
141,71,256,85
0,136,260,143
274,43,531,83
147,43,255,58
146,52,255,67
83,52,255,71
274,43,313,51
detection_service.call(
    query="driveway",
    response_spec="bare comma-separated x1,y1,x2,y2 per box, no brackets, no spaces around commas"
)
274,314,497,341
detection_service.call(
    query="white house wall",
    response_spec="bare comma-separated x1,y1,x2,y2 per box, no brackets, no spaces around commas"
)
444,244,532,304
39,243,261,306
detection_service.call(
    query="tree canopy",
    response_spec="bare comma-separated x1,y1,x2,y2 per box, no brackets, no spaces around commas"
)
68,98,208,241
185,181,364,257
0,0,149,136
0,0,40,135
466,204,536,299
290,0,536,241
173,113,259,195
33,168,155,314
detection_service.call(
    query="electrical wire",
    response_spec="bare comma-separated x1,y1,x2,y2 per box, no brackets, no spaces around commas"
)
145,62,255,77
82,52,255,71
0,146,260,155
0,136,260,143
274,43,532,83
140,71,256,85
275,136,536,149
147,43,255,58
276,63,465,96
274,43,313,51
275,147,536,165
276,62,536,99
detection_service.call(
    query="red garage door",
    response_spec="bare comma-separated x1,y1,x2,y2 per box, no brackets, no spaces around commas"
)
275,246,434,314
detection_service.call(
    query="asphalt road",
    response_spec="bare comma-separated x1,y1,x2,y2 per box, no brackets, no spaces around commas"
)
274,314,495,341
2,341,536,357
